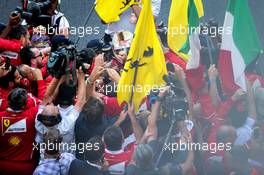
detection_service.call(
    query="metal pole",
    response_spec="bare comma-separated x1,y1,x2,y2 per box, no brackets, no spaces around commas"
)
155,119,176,168
74,1,96,46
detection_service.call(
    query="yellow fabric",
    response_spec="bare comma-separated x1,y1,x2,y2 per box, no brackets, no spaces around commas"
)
95,0,138,23
167,0,204,61
193,0,204,17
117,0,167,112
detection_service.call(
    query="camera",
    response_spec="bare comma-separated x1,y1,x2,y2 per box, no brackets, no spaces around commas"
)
160,89,188,121
12,0,51,27
159,74,189,121
47,45,92,78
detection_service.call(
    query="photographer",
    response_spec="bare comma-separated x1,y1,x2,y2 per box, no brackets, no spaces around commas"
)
126,87,194,175
35,68,86,154
0,13,21,39
46,0,70,37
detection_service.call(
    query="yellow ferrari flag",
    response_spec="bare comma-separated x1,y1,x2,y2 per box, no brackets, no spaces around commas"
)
117,0,167,112
167,0,204,61
95,0,139,23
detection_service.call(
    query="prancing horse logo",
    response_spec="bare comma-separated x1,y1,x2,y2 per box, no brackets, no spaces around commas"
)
4,119,10,128
120,0,132,10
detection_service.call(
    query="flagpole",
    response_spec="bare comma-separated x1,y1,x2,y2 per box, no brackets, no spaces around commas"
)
129,59,140,104
74,1,97,46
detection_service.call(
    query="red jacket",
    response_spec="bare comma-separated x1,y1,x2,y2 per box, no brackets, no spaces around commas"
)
0,106,39,174
0,80,45,111
199,93,234,144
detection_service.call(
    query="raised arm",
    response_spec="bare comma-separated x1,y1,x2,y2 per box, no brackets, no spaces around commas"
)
208,64,220,107
127,103,143,144
74,69,86,112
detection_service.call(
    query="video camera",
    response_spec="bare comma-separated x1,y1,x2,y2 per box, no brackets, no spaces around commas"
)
12,0,51,27
47,45,92,78
161,74,189,121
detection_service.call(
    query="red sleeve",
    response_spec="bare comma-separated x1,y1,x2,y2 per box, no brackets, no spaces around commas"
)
37,80,46,100
101,96,125,117
0,38,22,52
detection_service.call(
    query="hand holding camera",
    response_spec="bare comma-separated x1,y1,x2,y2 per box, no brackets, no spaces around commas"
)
8,12,21,27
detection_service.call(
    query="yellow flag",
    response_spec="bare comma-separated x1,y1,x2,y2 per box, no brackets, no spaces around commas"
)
95,0,139,23
167,0,204,61
117,0,167,112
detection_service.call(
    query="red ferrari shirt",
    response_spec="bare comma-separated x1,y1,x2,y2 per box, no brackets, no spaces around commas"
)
0,106,38,161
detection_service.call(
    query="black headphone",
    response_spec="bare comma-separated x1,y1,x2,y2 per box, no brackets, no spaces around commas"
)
37,114,62,127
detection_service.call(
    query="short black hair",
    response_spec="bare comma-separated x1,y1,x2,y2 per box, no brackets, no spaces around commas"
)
103,125,123,151
20,46,35,66
81,96,104,124
84,136,104,163
8,88,28,111
9,25,27,40
56,81,76,106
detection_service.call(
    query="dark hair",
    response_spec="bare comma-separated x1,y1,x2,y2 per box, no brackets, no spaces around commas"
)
103,125,123,151
84,136,105,163
0,65,16,89
206,161,225,175
8,88,28,111
43,128,63,155
228,106,247,128
9,25,27,40
81,96,104,124
19,46,35,66
56,81,76,106
79,48,96,65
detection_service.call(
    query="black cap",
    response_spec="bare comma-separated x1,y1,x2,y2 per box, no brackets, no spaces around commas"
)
86,39,104,53
51,35,72,51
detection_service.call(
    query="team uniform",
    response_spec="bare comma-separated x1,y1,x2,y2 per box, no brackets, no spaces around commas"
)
104,134,136,174
0,106,39,175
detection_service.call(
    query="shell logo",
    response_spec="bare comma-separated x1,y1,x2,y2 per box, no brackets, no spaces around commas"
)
8,136,22,146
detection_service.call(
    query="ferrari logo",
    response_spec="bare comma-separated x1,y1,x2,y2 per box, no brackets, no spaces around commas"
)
4,119,10,128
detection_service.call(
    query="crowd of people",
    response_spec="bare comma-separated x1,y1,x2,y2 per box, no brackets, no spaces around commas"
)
0,0,264,175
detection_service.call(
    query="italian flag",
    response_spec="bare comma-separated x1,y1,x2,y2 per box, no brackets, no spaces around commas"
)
219,0,262,95
167,0,204,63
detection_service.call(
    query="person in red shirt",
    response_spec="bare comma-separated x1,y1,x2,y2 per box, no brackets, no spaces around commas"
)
103,103,143,175
0,61,45,111
0,88,39,175
0,25,31,66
